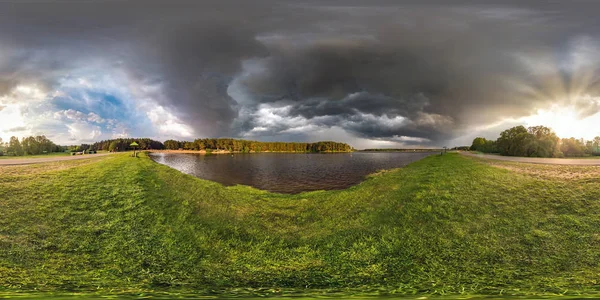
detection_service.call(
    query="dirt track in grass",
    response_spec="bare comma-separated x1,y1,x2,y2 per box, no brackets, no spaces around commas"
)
460,151,600,165
0,152,114,166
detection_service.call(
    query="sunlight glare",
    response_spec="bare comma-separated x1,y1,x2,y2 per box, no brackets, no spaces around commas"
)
520,105,600,139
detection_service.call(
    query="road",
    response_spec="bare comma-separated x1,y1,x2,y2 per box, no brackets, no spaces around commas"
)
460,151,600,166
0,153,114,166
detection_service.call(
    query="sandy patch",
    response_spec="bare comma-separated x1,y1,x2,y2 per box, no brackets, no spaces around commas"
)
147,149,236,155
474,158,600,180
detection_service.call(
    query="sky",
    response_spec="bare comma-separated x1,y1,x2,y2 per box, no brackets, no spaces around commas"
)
1,0,600,149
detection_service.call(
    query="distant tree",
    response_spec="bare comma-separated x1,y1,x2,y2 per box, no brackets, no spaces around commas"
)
496,126,528,156
487,125,560,157
194,139,206,150
108,141,118,152
585,140,594,154
470,137,487,151
9,135,60,155
526,126,559,157
8,136,24,156
164,140,180,150
560,137,586,157
470,137,497,153
592,136,600,155
22,136,38,155
184,141,196,150
452,146,471,151
165,138,352,153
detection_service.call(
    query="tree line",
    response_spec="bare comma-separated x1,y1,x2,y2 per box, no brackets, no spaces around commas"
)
164,138,353,153
471,125,600,157
0,136,64,156
1,135,353,156
88,138,165,152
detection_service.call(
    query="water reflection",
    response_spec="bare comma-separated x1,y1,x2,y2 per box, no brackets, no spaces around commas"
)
149,152,433,193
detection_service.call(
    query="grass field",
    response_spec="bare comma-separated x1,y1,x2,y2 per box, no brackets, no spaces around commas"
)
1,153,600,298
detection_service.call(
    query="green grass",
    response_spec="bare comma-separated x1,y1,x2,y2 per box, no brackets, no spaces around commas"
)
1,153,600,298
0,152,71,159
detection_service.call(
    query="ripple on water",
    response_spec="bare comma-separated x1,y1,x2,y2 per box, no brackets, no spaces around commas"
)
149,152,433,193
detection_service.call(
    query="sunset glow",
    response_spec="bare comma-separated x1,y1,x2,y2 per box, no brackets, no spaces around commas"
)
520,105,600,139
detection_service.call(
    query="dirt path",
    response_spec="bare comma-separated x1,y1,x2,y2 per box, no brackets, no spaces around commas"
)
0,153,114,166
460,151,600,166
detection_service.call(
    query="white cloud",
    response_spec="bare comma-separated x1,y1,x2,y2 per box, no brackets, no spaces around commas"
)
65,122,102,143
146,105,194,138
390,135,431,143
53,109,106,124
87,112,105,123
54,109,85,121
0,104,31,140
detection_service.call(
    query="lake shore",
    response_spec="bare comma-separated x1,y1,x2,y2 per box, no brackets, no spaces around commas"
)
146,149,353,154
148,149,233,154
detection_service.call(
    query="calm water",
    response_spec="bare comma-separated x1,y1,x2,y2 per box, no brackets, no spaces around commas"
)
149,152,433,193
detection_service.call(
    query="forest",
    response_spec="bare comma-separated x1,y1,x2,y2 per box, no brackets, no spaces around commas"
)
471,125,600,157
164,138,353,153
88,138,165,152
0,136,64,156
1,136,353,155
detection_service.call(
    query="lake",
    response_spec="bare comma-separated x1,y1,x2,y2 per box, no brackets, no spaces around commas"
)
149,152,434,193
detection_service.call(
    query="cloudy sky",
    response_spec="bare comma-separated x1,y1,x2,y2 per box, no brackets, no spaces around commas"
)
1,0,600,148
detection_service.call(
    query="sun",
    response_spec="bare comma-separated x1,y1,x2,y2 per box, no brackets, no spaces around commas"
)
520,105,600,139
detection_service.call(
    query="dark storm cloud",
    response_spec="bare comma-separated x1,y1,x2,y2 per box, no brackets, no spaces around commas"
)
282,93,428,120
0,0,274,136
227,2,600,143
2,0,600,144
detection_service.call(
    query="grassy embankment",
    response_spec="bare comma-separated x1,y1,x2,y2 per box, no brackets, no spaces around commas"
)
1,153,600,298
